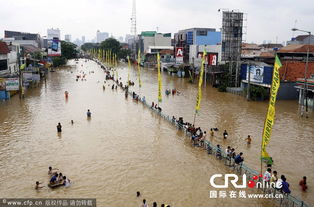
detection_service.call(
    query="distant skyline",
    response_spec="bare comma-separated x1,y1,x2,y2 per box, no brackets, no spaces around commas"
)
1,0,314,44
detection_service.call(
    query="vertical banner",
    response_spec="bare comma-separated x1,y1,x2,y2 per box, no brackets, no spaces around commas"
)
261,55,282,163
175,47,183,64
195,50,206,113
127,56,131,86
138,49,142,87
157,53,162,103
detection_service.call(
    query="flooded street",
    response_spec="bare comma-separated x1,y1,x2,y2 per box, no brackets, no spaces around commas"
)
0,59,313,207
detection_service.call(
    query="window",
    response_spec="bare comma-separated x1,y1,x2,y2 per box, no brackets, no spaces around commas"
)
197,30,207,36
0,60,8,71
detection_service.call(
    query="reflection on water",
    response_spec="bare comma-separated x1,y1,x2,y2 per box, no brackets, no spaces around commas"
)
0,59,313,206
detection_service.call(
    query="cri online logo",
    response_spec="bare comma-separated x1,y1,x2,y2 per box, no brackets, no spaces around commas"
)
210,174,282,189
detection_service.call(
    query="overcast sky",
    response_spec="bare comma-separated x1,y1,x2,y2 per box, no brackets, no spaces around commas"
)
1,0,313,44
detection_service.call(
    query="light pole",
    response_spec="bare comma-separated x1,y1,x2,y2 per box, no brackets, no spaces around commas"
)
291,28,311,117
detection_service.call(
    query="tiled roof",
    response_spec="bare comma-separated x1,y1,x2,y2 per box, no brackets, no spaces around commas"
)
279,44,314,53
0,42,10,54
22,45,42,53
280,61,314,81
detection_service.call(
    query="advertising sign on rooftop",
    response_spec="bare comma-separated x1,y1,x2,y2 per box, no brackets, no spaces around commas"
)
48,37,61,56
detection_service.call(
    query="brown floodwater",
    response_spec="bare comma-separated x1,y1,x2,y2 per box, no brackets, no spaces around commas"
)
0,59,313,207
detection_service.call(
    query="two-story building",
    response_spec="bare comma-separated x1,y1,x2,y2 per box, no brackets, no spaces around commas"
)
174,28,221,66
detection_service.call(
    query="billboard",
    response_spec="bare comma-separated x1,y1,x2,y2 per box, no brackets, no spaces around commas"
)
197,52,218,66
175,47,183,64
246,65,264,83
48,37,61,56
6,78,19,91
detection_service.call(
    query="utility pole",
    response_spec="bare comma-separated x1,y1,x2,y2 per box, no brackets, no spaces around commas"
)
246,65,250,100
292,28,311,117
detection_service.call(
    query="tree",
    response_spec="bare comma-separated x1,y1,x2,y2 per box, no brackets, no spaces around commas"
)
81,43,98,52
53,57,66,67
61,41,78,59
100,38,121,55
117,48,132,60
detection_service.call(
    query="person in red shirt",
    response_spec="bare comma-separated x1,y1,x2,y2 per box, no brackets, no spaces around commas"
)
299,176,308,192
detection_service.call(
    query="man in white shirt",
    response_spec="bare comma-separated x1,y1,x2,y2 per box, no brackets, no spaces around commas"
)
263,168,272,183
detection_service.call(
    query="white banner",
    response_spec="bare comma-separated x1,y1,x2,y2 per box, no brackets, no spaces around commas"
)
246,65,264,83
5,78,19,91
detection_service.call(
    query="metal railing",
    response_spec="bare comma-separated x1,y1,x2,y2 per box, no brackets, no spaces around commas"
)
127,89,310,207
97,59,310,207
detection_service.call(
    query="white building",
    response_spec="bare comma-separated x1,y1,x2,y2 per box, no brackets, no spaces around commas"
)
47,28,60,39
96,30,109,43
82,36,85,44
65,34,71,42
139,31,172,54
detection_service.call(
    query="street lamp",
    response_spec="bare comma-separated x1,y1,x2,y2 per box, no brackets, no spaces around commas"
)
291,28,311,117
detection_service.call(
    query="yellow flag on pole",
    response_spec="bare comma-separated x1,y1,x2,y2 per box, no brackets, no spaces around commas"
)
261,55,282,163
138,49,142,87
157,53,162,103
127,56,131,86
195,50,206,112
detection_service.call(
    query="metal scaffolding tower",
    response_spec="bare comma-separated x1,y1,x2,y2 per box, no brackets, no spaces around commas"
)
221,10,245,87
130,0,137,58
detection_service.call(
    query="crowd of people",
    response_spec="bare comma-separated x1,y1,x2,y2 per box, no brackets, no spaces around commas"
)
137,192,170,207
35,166,71,190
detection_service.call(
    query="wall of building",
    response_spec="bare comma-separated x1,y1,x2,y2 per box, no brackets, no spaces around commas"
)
154,34,171,47
195,31,221,45
0,54,9,76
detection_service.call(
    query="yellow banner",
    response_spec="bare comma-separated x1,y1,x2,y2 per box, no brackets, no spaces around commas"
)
127,56,131,86
261,55,282,159
195,50,206,112
138,49,142,87
157,53,162,102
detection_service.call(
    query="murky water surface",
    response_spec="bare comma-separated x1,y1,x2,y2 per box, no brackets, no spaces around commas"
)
0,59,313,206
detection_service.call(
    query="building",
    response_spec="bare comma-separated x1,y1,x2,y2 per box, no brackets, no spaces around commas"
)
118,36,124,42
138,31,172,54
0,42,10,76
287,35,314,45
4,30,42,48
82,36,85,44
136,31,173,64
174,28,221,64
47,28,60,39
125,34,134,44
65,34,71,42
96,30,109,43
239,44,314,102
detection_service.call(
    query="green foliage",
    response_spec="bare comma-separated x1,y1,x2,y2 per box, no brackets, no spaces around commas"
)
218,73,230,92
249,85,268,100
53,57,67,67
100,38,121,53
32,51,43,60
81,43,98,52
117,48,132,60
61,41,78,59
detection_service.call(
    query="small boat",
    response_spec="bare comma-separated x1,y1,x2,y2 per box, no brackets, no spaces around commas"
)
48,183,64,189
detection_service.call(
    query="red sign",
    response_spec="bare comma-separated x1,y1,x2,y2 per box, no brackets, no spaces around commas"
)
176,47,183,57
197,52,218,65
209,54,218,66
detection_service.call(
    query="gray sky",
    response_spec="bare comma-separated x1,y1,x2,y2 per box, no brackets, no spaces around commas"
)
1,0,313,44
